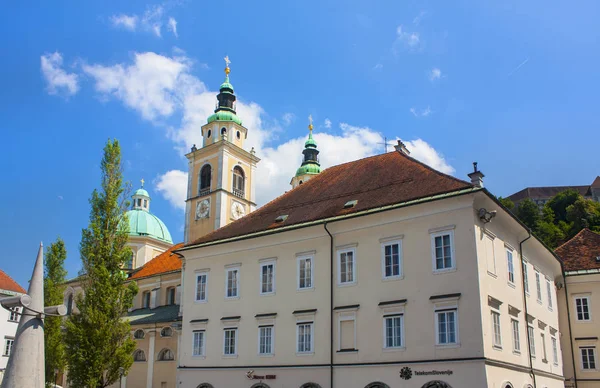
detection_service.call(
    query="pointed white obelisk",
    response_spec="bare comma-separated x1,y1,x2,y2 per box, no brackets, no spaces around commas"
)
1,242,45,387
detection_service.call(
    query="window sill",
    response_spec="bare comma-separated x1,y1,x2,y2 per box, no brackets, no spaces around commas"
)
492,345,503,351
507,282,516,289
222,355,238,359
260,292,276,297
575,320,593,324
225,297,240,301
487,271,498,278
259,353,275,358
296,287,315,293
337,282,357,288
337,349,358,353
194,300,208,304
536,299,542,305
435,343,460,349
192,355,206,359
433,268,457,275
542,358,548,364
383,347,405,353
296,352,315,357
382,275,403,282
513,350,521,356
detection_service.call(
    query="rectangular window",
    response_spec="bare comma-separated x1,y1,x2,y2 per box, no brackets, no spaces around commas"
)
384,315,403,348
484,234,496,275
575,297,591,321
339,315,356,351
338,249,355,285
506,250,515,284
3,338,14,356
541,332,548,361
581,347,597,370
297,256,313,290
142,291,151,308
432,231,454,271
223,328,237,356
528,325,536,357
523,261,529,294
192,330,205,356
8,307,20,322
511,319,521,353
167,287,176,305
535,270,542,303
260,262,275,294
297,322,313,353
195,273,207,302
436,309,458,345
225,268,239,298
382,241,402,279
551,336,558,365
492,311,502,348
259,326,274,355
546,280,553,310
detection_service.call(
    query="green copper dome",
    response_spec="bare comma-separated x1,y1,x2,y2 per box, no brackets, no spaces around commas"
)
220,76,234,92
296,163,321,176
134,188,149,197
125,209,173,243
305,132,317,149
207,110,242,125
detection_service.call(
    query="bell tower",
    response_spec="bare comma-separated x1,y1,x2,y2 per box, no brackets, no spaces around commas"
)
184,57,260,244
291,115,321,189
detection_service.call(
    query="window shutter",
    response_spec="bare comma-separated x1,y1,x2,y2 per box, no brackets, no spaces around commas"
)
175,285,181,305
340,320,355,350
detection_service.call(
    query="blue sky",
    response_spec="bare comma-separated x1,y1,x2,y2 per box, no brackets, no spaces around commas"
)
2,0,599,288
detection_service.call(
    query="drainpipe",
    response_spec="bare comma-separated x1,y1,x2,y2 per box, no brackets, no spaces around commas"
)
519,231,536,388
561,260,578,388
324,223,334,388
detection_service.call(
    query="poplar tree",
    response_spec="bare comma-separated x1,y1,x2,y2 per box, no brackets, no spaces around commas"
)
64,140,138,388
44,237,68,386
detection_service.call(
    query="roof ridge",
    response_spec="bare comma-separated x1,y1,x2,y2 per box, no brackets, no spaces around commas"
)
0,269,26,294
394,149,473,187
555,228,594,251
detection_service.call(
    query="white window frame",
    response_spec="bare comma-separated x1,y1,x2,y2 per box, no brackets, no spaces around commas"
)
546,279,553,311
195,272,208,302
506,249,515,285
296,321,314,354
535,270,542,304
258,325,274,356
522,260,530,295
435,308,459,346
8,307,20,322
223,327,238,356
297,255,314,290
528,325,536,358
192,330,205,357
491,309,502,349
580,347,597,371
551,336,559,365
511,319,521,353
225,267,240,299
3,337,14,357
383,314,404,349
259,260,276,295
381,240,403,280
337,248,356,286
574,296,591,322
431,230,456,272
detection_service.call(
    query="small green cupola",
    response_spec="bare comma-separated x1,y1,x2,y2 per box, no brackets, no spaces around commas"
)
291,115,322,188
207,56,242,126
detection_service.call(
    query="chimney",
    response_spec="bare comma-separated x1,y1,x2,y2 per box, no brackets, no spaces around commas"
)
468,162,484,188
394,140,410,155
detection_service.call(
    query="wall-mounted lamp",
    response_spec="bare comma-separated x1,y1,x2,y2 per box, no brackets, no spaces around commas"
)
478,208,497,223
555,281,564,290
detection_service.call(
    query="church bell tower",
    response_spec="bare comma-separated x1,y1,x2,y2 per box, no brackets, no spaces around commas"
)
291,115,321,189
184,57,260,244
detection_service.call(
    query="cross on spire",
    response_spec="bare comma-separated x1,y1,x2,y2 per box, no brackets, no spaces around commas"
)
308,114,313,131
140,178,145,188
224,56,231,75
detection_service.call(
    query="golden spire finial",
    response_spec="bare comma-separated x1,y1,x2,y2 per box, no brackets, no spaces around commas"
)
224,55,231,75
140,178,145,188
308,114,313,131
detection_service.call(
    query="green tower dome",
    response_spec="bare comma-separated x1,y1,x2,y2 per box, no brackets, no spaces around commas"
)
123,182,173,244
295,118,321,178
296,163,321,176
207,110,242,125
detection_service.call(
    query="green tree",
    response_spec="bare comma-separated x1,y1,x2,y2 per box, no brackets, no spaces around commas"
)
516,199,541,230
64,140,138,388
566,197,600,236
44,237,68,386
498,197,515,212
545,189,580,223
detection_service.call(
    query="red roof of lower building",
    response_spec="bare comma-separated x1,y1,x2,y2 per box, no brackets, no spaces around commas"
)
0,269,26,294
129,243,184,280
186,151,473,247
555,228,600,272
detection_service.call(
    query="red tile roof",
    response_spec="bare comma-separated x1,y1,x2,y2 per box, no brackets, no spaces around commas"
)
555,228,600,272
129,243,184,280
187,151,473,247
0,269,26,294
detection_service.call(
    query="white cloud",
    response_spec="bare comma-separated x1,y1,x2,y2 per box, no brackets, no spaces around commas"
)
167,17,178,38
429,67,441,81
410,106,432,118
395,25,420,50
402,139,454,174
282,112,295,126
40,52,79,96
76,50,454,209
110,14,138,30
413,11,427,26
373,63,383,70
155,170,188,210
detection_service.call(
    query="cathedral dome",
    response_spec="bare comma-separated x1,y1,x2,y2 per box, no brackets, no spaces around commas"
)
296,163,321,176
125,209,173,244
207,110,242,125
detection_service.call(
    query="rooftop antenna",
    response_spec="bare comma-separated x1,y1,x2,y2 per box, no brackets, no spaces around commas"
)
377,137,396,153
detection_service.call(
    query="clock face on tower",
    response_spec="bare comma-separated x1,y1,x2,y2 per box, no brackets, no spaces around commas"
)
231,201,246,220
195,199,210,220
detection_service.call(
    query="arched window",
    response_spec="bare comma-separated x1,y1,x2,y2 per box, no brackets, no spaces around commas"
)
251,384,270,388
157,348,175,361
421,382,453,388
166,287,176,305
161,327,173,337
365,383,390,388
221,127,227,137
236,130,241,139
133,349,146,362
232,166,245,198
134,329,145,339
142,291,151,308
199,165,211,195
300,384,322,388
207,129,212,138
196,384,214,388
66,293,74,315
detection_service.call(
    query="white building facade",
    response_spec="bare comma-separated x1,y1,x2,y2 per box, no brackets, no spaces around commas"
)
0,271,26,383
